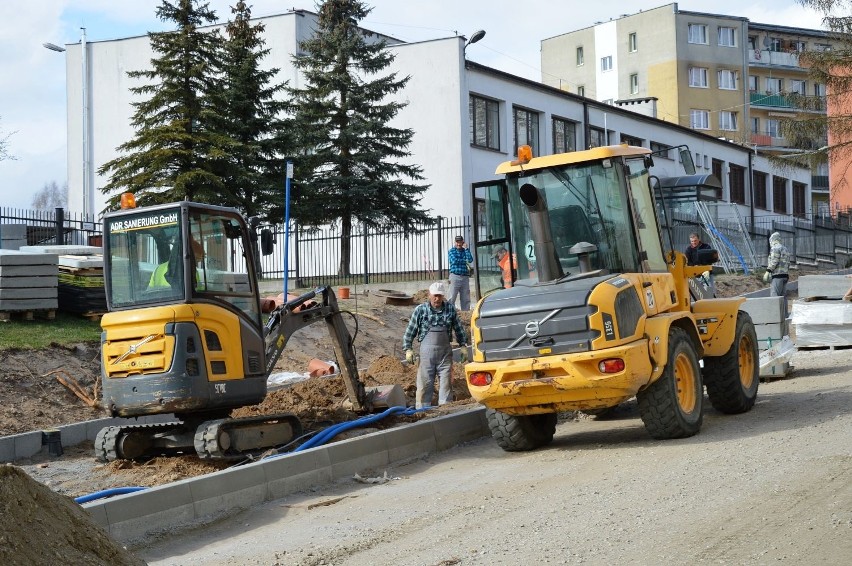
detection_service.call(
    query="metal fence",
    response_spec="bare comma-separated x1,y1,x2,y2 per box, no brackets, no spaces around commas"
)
4,206,851,281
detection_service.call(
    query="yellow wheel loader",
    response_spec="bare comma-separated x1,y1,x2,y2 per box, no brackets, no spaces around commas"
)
466,145,758,451
95,196,371,461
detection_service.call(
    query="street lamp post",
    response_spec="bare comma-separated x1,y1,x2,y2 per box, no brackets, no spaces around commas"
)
43,27,91,219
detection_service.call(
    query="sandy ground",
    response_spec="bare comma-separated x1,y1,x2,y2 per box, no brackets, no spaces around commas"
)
135,346,852,565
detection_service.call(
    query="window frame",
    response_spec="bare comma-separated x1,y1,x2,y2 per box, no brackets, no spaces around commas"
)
552,117,577,154
576,46,584,66
469,94,501,151
628,32,637,52
690,109,710,130
719,110,738,131
689,66,709,88
688,23,708,45
601,55,613,71
630,73,639,94
513,106,540,156
718,69,738,90
718,26,736,47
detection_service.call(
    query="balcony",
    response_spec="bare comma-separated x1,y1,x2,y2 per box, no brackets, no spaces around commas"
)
749,92,826,112
749,49,802,68
749,131,788,147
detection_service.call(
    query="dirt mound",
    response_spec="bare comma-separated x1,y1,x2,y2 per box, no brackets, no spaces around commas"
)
0,464,145,566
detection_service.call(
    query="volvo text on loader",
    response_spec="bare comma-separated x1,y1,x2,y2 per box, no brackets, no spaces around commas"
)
465,144,759,451
95,195,372,461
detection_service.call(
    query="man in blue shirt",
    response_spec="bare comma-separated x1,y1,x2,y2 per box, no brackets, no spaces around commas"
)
447,234,473,310
403,281,468,409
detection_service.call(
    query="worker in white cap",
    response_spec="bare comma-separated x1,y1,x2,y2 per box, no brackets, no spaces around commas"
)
402,281,468,409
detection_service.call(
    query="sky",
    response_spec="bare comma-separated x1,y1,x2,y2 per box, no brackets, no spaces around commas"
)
0,0,826,211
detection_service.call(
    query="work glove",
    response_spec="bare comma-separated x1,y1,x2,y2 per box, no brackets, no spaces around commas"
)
404,349,415,364
763,271,771,283
701,271,710,280
459,347,468,364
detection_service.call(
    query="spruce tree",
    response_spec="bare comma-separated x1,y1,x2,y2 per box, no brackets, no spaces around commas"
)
214,1,293,221
98,0,227,209
289,0,430,276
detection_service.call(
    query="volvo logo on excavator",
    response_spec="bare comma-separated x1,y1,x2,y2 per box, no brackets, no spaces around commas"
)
525,321,540,338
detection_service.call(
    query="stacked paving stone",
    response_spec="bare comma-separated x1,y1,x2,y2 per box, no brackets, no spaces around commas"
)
791,274,852,348
740,296,790,378
20,245,106,319
0,224,27,250
0,249,59,320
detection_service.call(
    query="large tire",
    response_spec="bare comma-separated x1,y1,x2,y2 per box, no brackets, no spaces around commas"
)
486,408,557,452
637,327,703,439
703,311,759,414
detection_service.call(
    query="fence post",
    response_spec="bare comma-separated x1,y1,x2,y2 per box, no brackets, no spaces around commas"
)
293,220,301,288
362,221,369,285
55,207,65,245
437,216,444,278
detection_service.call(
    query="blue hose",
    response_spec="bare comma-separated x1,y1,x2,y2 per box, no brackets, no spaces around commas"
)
75,486,147,504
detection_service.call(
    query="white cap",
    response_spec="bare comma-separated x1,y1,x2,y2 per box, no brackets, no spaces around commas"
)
429,281,446,296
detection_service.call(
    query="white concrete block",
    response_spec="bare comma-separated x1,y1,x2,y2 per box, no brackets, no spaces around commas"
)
19,244,102,256
797,274,852,299
741,296,785,325
58,255,103,269
0,249,58,266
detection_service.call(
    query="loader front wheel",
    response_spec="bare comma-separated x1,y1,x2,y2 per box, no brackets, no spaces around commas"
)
703,311,759,414
638,327,703,439
486,409,557,452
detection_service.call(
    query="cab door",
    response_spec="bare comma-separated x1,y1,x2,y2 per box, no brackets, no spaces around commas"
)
471,180,513,299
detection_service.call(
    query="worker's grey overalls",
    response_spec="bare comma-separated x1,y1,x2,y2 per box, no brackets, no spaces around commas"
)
416,323,453,409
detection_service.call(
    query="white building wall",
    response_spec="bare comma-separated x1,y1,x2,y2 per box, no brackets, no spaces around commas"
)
594,21,619,103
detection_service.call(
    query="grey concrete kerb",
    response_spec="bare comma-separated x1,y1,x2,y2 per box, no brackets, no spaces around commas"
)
80,407,488,544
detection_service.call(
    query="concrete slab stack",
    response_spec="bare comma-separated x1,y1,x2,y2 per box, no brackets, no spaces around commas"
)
740,296,790,378
791,273,852,349
20,245,106,318
0,224,27,250
0,249,59,319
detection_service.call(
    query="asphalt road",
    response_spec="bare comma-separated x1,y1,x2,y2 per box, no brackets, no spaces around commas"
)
137,347,852,566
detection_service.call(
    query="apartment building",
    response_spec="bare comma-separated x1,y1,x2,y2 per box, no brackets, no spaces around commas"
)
540,2,834,217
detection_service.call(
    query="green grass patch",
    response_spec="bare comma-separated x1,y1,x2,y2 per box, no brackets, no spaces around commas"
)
0,312,101,351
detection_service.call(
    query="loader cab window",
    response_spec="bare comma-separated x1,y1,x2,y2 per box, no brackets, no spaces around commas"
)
105,207,260,324
504,157,646,280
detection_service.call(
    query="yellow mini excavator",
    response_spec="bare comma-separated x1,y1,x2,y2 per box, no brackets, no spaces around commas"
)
95,194,371,461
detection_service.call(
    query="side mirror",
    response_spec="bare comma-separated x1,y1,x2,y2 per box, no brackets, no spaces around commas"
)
680,147,696,176
260,229,274,256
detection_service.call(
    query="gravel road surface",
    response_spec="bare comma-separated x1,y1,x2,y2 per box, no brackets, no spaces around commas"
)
137,347,852,566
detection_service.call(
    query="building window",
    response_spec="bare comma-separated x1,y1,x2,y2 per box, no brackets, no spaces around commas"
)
793,182,806,217
630,73,639,94
469,95,500,151
813,42,832,52
747,35,757,50
690,109,710,130
689,67,708,87
601,55,613,71
552,117,577,154
688,24,708,44
718,69,738,90
712,159,724,199
718,26,736,47
814,83,825,97
577,85,585,97
766,77,782,94
773,177,787,213
769,37,782,52
793,40,806,52
767,119,780,138
748,75,758,92
629,32,637,52
789,79,806,95
588,126,606,148
621,133,642,146
751,117,760,135
513,107,540,156
754,172,768,209
719,111,738,131
729,164,746,204
650,141,671,159
576,46,584,66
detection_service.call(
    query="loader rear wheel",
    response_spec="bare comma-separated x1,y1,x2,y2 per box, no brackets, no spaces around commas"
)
703,311,759,414
638,327,703,439
486,408,557,452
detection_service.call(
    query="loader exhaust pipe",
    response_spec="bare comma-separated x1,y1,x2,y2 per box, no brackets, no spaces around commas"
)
519,183,564,283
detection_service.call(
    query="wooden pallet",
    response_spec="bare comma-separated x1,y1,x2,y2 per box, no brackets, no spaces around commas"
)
0,309,56,322
80,311,105,322
796,344,852,351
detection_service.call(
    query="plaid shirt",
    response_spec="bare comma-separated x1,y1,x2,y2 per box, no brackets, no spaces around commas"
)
767,241,790,276
402,301,467,351
448,246,473,276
